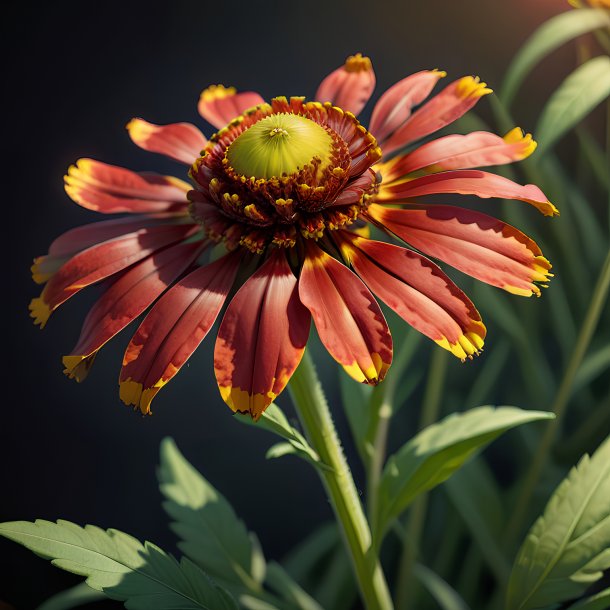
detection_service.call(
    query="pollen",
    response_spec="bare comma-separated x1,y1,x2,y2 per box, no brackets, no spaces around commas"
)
344,53,373,73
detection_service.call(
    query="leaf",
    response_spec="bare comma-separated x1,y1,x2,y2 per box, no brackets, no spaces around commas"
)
237,404,327,470
568,588,610,610
265,562,324,610
501,8,610,105
377,407,554,534
444,459,511,586
536,56,610,155
158,437,265,590
413,563,471,610
38,582,105,610
0,519,237,610
339,368,372,461
507,436,610,610
573,344,610,395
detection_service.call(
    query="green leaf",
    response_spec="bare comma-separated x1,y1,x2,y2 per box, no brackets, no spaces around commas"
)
158,437,265,590
413,563,471,610
507,436,610,610
568,588,610,610
573,344,610,395
501,8,610,105
237,404,326,470
339,368,372,461
536,56,610,155
377,407,554,534
0,519,237,610
38,582,105,610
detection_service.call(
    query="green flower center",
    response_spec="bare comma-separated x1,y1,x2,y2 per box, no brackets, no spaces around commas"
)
226,113,333,179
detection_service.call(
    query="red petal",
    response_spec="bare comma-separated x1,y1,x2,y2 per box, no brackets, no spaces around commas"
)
315,54,376,116
198,85,265,130
381,76,493,155
64,159,190,214
29,223,196,327
298,242,392,384
381,129,537,179
127,118,207,164
369,70,446,144
339,233,485,360
367,203,552,297
376,169,558,216
214,250,311,419
62,241,205,382
119,251,241,414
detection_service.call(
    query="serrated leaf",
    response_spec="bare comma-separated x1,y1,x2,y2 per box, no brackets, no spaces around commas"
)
501,8,610,105
536,56,610,155
507,436,610,610
158,437,264,590
38,582,105,610
237,404,327,470
413,563,471,610
377,407,554,534
0,519,237,610
568,587,610,610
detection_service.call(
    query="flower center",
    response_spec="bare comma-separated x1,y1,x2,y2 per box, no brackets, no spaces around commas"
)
226,113,333,179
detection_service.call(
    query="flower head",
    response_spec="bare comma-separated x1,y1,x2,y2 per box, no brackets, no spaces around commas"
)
31,54,556,419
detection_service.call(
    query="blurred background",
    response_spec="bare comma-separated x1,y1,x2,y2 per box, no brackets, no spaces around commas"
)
3,0,608,608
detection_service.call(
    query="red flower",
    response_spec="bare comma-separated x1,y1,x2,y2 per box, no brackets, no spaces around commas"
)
31,54,555,419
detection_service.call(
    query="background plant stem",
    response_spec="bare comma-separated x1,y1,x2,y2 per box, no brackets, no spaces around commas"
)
289,350,394,610
394,349,449,610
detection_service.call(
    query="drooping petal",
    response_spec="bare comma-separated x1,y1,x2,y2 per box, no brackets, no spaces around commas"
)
381,76,493,155
214,250,311,419
367,203,552,296
32,215,176,283
298,242,392,384
29,223,197,328
315,53,376,117
376,169,558,216
64,159,191,214
62,240,205,382
380,128,537,180
369,70,446,144
338,233,485,360
198,85,265,130
119,251,241,414
126,118,207,164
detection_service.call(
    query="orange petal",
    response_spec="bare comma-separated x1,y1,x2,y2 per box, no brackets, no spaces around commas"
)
214,250,311,419
198,85,265,130
298,242,392,384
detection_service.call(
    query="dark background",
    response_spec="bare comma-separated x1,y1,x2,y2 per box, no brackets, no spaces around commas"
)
2,0,582,607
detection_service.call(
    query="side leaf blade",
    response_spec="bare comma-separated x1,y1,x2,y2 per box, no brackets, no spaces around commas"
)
0,520,237,610
377,407,554,534
507,436,610,610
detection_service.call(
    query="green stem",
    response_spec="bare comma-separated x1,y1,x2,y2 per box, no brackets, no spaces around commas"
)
394,348,449,610
504,248,610,547
289,350,393,610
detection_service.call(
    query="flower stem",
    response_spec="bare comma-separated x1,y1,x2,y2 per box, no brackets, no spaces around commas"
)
394,348,449,610
289,350,394,610
504,247,610,547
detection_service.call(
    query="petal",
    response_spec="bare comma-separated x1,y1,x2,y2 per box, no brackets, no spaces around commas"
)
381,128,537,179
29,223,197,328
381,76,493,155
62,240,205,382
315,54,376,117
64,159,191,214
376,169,558,216
338,233,485,360
119,251,241,414
298,242,392,384
369,70,446,144
367,203,552,297
127,118,207,164
214,250,311,419
198,85,265,130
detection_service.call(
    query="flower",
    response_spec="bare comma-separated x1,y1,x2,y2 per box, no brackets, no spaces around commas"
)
31,54,556,419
